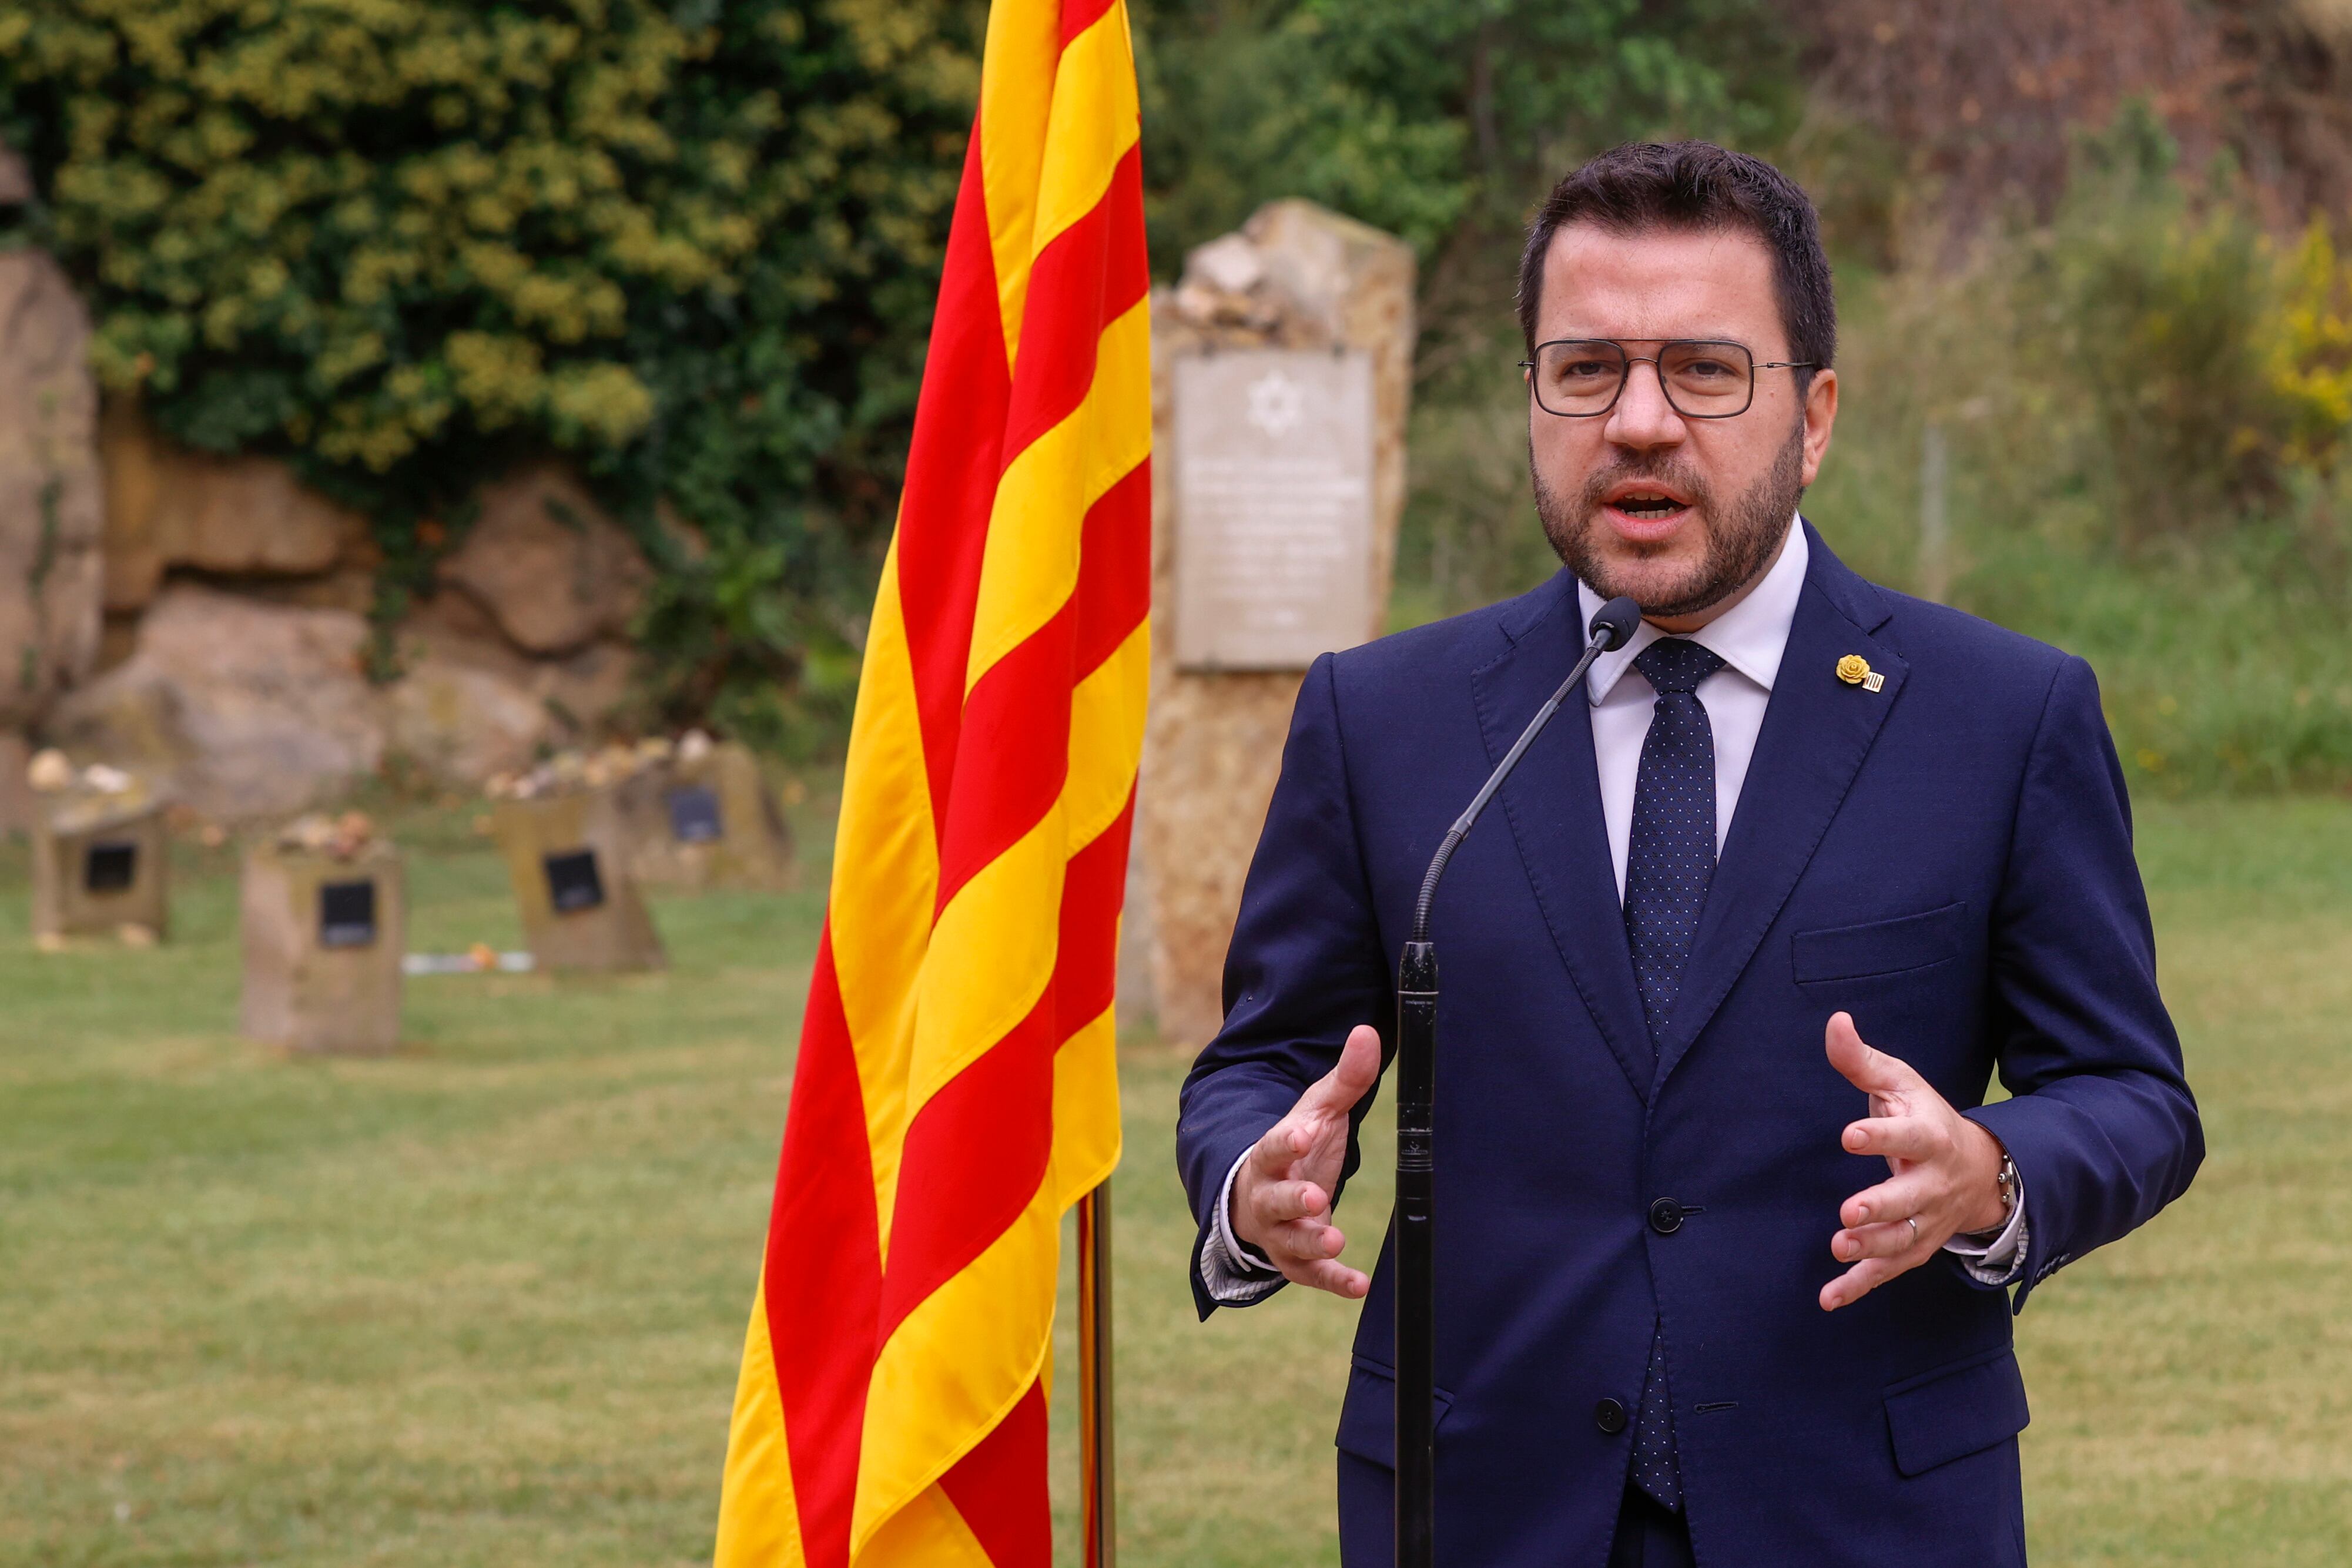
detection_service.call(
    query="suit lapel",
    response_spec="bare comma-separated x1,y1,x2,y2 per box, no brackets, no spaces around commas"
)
1470,575,1656,1103
1653,524,1906,1088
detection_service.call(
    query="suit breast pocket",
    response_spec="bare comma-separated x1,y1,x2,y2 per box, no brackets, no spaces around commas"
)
1791,901,1966,986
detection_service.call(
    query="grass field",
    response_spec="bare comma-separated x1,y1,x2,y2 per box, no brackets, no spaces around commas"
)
2,789,2348,1566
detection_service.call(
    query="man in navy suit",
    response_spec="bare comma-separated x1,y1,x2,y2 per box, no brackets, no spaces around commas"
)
1175,142,2201,1566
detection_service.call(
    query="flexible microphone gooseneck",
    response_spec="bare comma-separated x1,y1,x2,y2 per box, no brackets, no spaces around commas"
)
1395,594,1641,1568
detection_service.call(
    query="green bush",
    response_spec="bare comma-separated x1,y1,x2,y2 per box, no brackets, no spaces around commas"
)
1389,103,2352,792
2036,109,2320,544
1807,110,2352,792
1137,0,1799,272
0,0,984,755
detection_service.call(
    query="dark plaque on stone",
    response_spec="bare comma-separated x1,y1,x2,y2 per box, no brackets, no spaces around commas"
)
318,879,379,949
544,848,606,914
84,841,138,893
666,784,724,845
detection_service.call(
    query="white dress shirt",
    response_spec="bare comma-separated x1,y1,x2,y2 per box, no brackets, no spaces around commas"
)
1201,515,2026,1303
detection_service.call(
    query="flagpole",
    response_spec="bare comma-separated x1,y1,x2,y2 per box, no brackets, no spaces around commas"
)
1077,1181,1117,1568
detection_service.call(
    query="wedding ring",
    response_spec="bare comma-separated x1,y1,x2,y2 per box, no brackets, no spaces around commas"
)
1906,1217,1920,1245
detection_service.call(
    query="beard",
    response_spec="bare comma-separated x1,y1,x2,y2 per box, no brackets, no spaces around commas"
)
1533,420,1807,619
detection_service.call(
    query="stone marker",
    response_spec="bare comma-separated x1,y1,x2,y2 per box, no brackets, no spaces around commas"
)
621,733,795,892
1135,200,1416,1046
241,814,404,1053
490,783,665,973
28,756,169,947
1172,348,1378,670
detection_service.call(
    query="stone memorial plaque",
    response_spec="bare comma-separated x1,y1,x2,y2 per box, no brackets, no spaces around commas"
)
1173,349,1376,671
243,839,404,1053
666,784,724,845
84,840,138,893
34,798,170,944
492,790,665,972
318,879,378,949
544,848,606,914
619,743,794,892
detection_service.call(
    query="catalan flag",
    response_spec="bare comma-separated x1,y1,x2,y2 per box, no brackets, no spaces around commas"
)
711,1,1150,1563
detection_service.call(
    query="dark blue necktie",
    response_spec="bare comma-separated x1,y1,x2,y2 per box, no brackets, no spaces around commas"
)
1624,636,1726,1047
1621,635,1725,1512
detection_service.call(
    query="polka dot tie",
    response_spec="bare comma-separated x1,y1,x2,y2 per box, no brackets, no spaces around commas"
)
1631,1326,1681,1512
1621,635,1724,1513
1623,636,1727,1048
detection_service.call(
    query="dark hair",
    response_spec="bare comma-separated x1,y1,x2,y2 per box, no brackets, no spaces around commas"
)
1515,141,1835,383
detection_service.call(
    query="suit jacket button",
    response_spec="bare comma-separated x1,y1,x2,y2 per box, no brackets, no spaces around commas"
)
1649,1197,1684,1235
1594,1398,1627,1435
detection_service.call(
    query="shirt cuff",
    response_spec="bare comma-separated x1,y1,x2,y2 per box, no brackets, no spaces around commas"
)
1200,1146,1285,1306
1941,1168,2029,1288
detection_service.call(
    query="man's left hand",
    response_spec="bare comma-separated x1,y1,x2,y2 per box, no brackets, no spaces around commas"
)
1820,1010,2009,1312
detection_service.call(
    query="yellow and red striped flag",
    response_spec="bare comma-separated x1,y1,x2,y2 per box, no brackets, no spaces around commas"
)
712,1,1149,1563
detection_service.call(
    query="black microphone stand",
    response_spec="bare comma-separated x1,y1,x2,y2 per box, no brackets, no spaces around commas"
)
1395,595,1640,1568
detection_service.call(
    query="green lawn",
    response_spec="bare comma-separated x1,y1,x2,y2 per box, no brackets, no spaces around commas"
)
2,792,2347,1566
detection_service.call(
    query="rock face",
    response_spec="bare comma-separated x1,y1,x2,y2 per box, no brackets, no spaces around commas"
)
385,590,638,788
48,585,387,819
390,461,651,785
43,580,641,813
438,462,651,655
386,653,551,787
8,316,656,809
0,249,106,816
41,423,651,801
99,404,373,612
1134,201,1416,1047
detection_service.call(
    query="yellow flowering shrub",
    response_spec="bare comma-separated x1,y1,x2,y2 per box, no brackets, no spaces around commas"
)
2266,222,2352,470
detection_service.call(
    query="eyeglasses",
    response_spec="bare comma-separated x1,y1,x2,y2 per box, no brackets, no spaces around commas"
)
1519,339,1816,419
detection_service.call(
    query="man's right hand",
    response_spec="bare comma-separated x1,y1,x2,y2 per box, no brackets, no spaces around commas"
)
1229,1024,1383,1298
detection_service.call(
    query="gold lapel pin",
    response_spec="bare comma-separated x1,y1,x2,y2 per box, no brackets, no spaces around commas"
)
1837,654,1885,692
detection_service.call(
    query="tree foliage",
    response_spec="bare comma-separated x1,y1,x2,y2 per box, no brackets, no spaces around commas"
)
0,0,983,750
1134,0,1801,273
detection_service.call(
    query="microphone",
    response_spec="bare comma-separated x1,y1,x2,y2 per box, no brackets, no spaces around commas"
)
1408,594,1641,945
1393,592,1640,1568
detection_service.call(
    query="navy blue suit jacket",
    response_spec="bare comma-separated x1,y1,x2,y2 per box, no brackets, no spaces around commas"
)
1175,525,2200,1567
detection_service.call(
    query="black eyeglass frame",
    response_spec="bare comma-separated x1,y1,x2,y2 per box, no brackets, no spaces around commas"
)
1517,337,1818,420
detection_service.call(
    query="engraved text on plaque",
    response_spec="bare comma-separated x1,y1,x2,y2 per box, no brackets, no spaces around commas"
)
1172,349,1375,669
